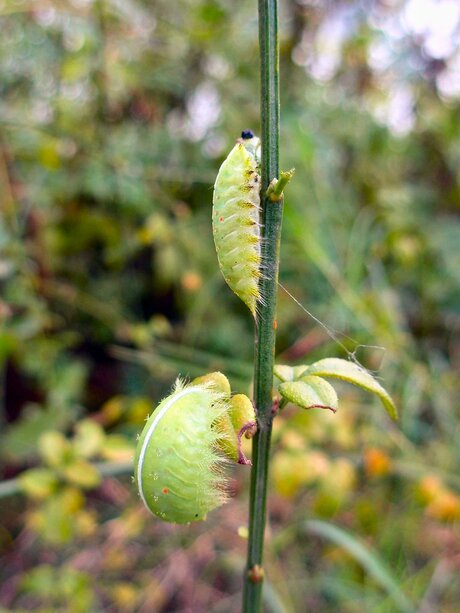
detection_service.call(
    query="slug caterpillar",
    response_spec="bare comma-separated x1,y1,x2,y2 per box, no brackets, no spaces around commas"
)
212,131,262,317
134,372,256,524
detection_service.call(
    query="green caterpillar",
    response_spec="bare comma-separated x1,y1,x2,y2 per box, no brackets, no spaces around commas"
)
134,373,256,524
212,131,262,317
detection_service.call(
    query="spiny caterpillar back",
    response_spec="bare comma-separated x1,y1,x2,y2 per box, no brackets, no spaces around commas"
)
134,379,230,524
212,132,262,317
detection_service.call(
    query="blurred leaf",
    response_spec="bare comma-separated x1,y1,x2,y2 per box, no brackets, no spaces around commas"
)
60,460,101,489
28,487,85,545
73,419,105,458
101,434,135,462
18,468,59,499
303,520,415,612
38,431,73,467
21,565,95,613
1,405,73,461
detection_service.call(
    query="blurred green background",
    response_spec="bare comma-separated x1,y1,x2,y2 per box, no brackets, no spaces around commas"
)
1,0,460,610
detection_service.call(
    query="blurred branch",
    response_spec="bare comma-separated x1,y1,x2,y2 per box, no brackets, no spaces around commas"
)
0,460,133,501
110,343,252,382
0,137,16,226
419,558,459,613
276,327,330,361
42,278,253,382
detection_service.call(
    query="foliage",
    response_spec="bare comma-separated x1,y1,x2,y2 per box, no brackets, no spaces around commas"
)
1,0,460,610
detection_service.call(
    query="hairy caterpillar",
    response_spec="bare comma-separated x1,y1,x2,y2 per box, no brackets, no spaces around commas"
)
134,373,256,523
212,131,262,317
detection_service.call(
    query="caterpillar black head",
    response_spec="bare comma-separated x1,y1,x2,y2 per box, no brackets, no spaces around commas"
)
241,129,254,140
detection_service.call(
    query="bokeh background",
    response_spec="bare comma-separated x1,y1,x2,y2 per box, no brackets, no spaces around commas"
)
1,0,460,610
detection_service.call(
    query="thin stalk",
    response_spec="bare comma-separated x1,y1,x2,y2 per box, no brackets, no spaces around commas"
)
243,0,282,611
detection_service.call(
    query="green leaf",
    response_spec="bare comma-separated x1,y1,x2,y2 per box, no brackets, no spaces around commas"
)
278,376,338,413
0,405,73,462
303,520,414,613
302,358,397,420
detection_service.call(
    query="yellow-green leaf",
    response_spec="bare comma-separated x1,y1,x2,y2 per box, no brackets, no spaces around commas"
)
19,468,59,499
101,434,135,461
302,358,397,420
73,419,105,458
38,431,73,467
279,376,338,413
274,364,308,383
61,460,101,489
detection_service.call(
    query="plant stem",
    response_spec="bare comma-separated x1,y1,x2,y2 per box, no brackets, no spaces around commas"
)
243,0,282,611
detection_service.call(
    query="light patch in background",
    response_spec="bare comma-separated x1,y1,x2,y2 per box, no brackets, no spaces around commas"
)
437,51,460,100
202,134,226,159
374,84,415,136
368,38,396,74
185,82,220,142
33,8,57,28
301,0,460,135
403,0,460,59
307,6,355,81
203,54,234,81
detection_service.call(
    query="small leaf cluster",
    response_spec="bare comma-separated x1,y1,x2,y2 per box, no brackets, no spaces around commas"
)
275,358,397,420
18,419,136,544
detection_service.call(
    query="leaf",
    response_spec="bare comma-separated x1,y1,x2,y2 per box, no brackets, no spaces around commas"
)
279,376,338,413
302,358,397,420
303,520,414,613
101,435,135,462
61,460,101,489
274,364,308,382
19,468,59,499
73,419,105,459
38,431,73,467
0,405,73,462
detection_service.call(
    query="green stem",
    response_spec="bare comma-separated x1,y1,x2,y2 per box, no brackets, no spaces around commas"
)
267,168,295,201
243,0,282,611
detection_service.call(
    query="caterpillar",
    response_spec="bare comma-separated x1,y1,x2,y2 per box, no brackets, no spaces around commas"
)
134,372,256,524
212,131,262,318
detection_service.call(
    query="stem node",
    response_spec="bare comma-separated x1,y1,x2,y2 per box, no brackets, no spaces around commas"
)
266,168,295,201
247,565,265,584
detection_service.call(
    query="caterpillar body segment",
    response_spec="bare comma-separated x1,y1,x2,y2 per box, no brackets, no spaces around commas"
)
212,135,262,317
134,373,256,523
134,380,230,524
